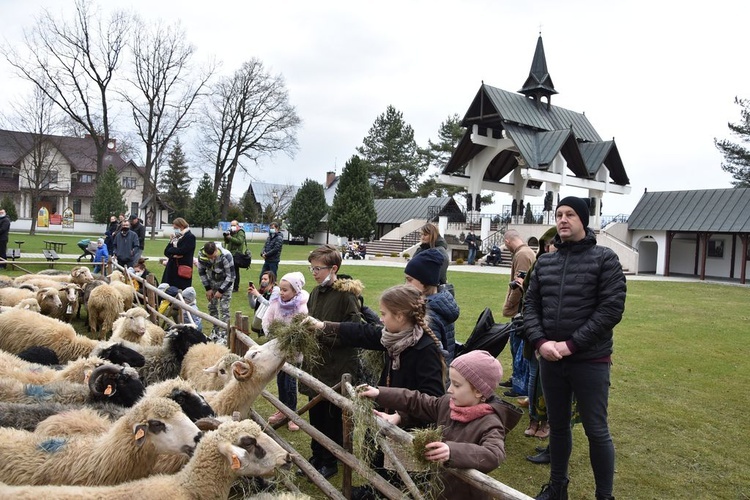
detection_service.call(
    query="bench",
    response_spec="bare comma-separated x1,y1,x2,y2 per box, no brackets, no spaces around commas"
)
44,241,67,253
42,249,60,267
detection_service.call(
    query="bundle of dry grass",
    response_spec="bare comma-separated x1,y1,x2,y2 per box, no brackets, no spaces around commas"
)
266,314,321,366
349,390,378,465
409,425,446,499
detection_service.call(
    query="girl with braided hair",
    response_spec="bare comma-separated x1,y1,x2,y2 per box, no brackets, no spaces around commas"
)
307,284,445,428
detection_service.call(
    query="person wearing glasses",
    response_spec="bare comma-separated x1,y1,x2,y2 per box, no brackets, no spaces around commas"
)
298,244,363,480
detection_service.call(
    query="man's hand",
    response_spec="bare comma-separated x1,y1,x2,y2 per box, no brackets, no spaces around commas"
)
214,291,223,299
554,341,572,357
206,290,214,301
424,441,450,463
538,340,564,361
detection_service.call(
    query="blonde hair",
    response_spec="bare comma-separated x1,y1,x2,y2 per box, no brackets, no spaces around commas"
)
380,284,446,371
420,223,440,247
172,217,189,229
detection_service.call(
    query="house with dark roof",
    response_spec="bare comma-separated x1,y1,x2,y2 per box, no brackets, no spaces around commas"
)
0,129,168,227
627,188,750,283
439,35,630,227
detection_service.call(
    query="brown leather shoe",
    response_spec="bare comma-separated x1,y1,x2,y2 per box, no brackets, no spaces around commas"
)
525,419,539,437
535,421,550,439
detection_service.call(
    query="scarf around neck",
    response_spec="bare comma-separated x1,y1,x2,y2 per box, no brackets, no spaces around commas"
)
449,400,495,423
380,325,423,370
270,289,308,315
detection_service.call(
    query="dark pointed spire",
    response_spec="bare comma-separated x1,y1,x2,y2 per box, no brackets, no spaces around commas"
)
519,35,557,109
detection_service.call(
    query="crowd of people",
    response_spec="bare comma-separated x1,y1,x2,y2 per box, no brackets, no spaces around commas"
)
80,197,623,500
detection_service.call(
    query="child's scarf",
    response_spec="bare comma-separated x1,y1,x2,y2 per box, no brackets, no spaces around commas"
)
449,400,495,423
380,325,423,370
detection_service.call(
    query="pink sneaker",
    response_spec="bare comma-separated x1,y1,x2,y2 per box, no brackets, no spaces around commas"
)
287,420,300,431
268,411,285,425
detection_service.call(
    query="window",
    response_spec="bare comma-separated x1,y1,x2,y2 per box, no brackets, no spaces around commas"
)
41,170,58,189
79,174,93,183
131,202,139,218
0,167,14,178
73,199,82,215
122,177,137,189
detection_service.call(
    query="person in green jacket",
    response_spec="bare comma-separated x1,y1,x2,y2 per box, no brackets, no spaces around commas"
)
223,220,246,292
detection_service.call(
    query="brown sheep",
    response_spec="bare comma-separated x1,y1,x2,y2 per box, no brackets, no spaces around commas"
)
179,342,240,391
109,307,165,346
87,284,125,339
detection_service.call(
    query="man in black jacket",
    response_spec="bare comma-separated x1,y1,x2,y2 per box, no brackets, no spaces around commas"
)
129,214,146,264
259,221,283,280
523,196,626,500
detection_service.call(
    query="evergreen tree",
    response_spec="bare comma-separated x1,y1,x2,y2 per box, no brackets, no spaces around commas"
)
189,174,220,237
418,113,467,197
715,96,750,187
357,105,426,198
91,165,127,224
286,179,327,244
329,155,376,240
158,139,192,220
0,195,18,221
240,190,259,223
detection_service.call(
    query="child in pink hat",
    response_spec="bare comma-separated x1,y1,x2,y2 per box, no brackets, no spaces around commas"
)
262,271,309,431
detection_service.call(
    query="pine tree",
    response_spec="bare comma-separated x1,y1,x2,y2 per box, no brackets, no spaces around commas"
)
0,195,18,221
158,139,192,220
329,156,377,240
286,179,327,244
418,113,467,197
715,96,750,187
189,174,220,237
357,105,426,198
91,165,127,224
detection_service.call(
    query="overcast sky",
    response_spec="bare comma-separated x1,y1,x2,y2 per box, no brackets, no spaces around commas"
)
1,0,748,216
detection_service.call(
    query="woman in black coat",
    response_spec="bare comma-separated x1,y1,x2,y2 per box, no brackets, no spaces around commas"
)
162,217,196,290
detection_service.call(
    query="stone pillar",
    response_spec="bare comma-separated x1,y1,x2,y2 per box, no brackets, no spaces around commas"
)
438,216,448,237
480,216,491,251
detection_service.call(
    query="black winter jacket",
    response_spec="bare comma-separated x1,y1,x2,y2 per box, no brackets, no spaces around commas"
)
523,229,626,362
426,290,460,364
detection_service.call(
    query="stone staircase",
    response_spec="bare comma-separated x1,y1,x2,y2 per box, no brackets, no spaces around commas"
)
366,239,404,257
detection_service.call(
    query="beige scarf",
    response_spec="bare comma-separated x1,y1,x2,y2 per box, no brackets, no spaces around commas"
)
380,325,423,370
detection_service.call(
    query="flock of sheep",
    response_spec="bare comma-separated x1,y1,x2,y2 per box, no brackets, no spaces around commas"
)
0,266,308,499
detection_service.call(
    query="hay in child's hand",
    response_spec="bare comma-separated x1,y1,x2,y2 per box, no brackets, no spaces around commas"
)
411,426,444,468
409,425,445,500
268,314,321,366
349,392,377,465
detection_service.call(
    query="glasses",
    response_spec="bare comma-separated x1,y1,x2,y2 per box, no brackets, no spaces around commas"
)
309,266,332,273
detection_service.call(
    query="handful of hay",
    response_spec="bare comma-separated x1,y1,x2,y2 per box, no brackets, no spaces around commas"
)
349,393,378,464
266,314,321,366
410,425,444,468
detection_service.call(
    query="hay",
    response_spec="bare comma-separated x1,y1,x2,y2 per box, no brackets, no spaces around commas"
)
267,314,321,366
358,349,385,385
348,391,378,465
408,426,446,500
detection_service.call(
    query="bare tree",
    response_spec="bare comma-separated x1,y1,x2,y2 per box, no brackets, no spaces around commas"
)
1,0,130,174
200,58,301,218
120,18,214,238
1,87,64,235
261,184,297,224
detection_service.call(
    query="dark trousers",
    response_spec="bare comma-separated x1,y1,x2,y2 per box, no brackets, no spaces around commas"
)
0,240,6,268
540,359,615,496
233,261,242,292
308,398,342,467
260,261,279,281
277,371,297,411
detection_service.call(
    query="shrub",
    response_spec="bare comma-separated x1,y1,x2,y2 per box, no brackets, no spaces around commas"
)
402,252,410,259
390,253,398,258
375,253,383,258
456,258,465,265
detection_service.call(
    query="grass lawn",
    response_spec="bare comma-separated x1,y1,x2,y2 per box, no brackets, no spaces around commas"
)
2,241,749,498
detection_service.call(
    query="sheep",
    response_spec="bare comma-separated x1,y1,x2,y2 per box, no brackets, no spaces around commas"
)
0,286,34,306
108,269,135,309
0,308,146,365
0,419,291,499
180,342,241,391
0,401,127,432
78,278,106,319
0,350,109,385
110,307,166,346
0,275,14,288
56,282,82,322
34,378,215,437
0,396,203,486
203,339,287,420
14,266,94,286
87,283,125,339
0,363,144,408
0,297,40,313
17,346,59,365
127,323,209,386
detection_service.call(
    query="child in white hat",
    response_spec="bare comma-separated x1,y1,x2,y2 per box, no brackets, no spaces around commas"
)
262,271,309,431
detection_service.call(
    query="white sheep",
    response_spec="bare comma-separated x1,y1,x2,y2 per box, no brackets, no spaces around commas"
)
87,283,125,339
56,282,82,322
14,266,94,286
0,350,108,385
0,308,97,362
204,339,287,419
0,286,34,306
0,419,291,499
180,342,241,391
0,396,202,487
0,297,40,313
109,307,166,346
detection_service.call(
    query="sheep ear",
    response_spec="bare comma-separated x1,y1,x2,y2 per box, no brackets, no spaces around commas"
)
217,442,246,470
119,311,127,317
133,424,148,447
203,365,219,374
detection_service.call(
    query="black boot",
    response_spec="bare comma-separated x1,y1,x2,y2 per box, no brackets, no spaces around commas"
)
526,446,550,464
535,478,569,500
595,495,615,500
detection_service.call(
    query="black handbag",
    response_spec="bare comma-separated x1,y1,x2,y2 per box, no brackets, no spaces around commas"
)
233,250,252,269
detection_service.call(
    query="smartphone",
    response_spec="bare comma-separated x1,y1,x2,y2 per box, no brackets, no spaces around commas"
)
248,281,254,288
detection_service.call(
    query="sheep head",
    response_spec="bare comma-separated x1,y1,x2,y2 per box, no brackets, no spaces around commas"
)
119,308,150,337
93,342,146,368
88,364,145,407
202,353,242,387
145,378,216,422
71,266,94,285
166,324,209,361
37,287,62,309
14,297,40,312
213,420,291,477
130,397,203,457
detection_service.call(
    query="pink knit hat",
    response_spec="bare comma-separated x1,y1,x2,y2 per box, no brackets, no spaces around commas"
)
450,350,503,399
280,271,306,294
